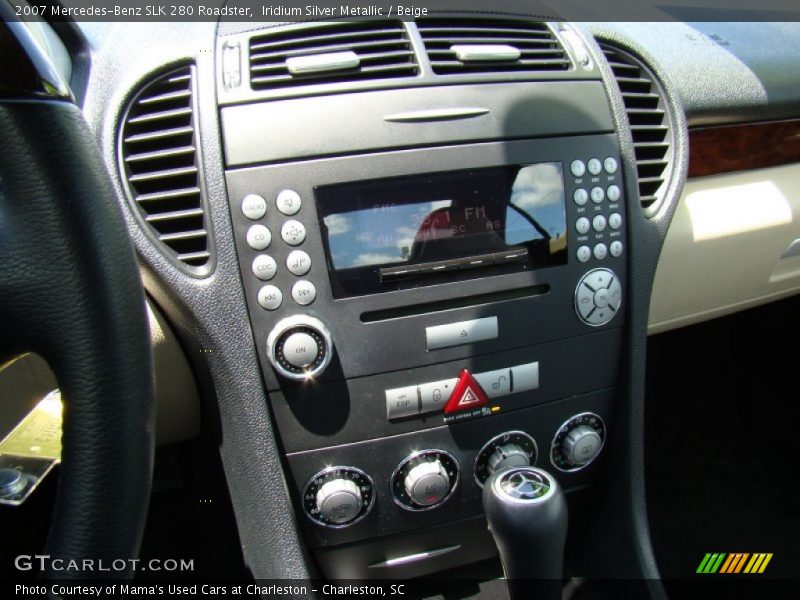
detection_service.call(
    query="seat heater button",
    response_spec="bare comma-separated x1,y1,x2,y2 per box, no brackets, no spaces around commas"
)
241,194,267,220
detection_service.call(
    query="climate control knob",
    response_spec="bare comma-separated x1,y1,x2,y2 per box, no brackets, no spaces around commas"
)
266,315,333,381
392,450,459,511
474,431,538,487
302,467,374,528
551,413,606,472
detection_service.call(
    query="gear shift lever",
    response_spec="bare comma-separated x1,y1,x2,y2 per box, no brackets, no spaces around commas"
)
482,466,568,600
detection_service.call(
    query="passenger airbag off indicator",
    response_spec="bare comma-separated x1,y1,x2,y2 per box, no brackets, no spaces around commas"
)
443,369,490,422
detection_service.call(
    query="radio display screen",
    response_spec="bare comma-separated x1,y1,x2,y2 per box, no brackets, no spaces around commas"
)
316,164,567,297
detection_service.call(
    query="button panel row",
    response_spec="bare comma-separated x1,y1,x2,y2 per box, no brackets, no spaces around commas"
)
385,362,539,421
241,189,315,311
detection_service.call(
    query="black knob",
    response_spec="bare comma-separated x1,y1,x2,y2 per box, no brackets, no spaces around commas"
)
482,467,567,600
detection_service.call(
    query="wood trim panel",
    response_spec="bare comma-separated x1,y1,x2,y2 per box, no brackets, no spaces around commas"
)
689,119,800,178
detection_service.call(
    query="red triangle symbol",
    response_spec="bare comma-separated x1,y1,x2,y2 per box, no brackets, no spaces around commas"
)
443,369,489,415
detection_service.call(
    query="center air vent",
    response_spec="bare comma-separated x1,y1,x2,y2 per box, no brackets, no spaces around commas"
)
119,66,212,274
598,42,674,212
248,21,418,90
418,19,570,74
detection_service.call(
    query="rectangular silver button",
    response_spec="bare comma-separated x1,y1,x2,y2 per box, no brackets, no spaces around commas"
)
474,368,512,399
425,317,498,351
511,362,539,393
419,378,458,414
385,386,419,420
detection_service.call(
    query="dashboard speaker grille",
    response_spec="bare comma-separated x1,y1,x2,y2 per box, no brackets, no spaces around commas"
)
599,42,674,212
418,19,570,74
248,21,418,90
119,66,212,273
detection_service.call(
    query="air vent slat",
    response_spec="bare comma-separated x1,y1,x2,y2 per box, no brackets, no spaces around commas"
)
599,42,674,212
119,66,211,273
418,19,569,75
248,22,418,91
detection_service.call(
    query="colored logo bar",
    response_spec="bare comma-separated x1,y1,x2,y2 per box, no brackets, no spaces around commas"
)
696,553,773,574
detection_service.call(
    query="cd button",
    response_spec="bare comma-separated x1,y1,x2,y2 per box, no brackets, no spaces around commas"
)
246,224,271,250
419,379,458,414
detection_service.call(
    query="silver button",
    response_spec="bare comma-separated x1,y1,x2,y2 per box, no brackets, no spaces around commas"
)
593,243,608,260
607,185,621,202
281,220,307,246
419,379,458,414
474,368,511,399
610,240,624,257
608,276,623,308
252,255,277,280
425,316,498,351
573,188,588,206
241,194,267,220
257,285,282,310
246,224,272,250
291,280,316,305
511,362,539,392
576,245,591,263
286,250,311,276
575,281,595,319
604,157,618,174
575,217,590,234
594,287,610,308
570,160,586,177
587,158,602,176
608,213,622,230
592,215,607,232
276,189,302,216
386,386,419,420
590,187,605,204
282,332,318,368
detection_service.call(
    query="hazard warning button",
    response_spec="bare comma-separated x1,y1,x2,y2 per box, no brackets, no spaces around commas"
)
443,369,489,415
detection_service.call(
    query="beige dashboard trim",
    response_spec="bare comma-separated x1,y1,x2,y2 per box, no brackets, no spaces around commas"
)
649,163,800,334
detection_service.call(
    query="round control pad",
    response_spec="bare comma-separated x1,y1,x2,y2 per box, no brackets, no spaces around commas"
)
551,412,606,472
575,268,622,326
474,431,538,487
302,467,375,528
392,450,458,511
266,315,333,381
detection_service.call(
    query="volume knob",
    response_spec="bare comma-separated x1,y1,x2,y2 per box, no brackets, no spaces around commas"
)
267,315,333,381
404,460,450,507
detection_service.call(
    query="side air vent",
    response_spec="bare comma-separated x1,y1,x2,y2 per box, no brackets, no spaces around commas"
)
599,42,674,211
248,21,418,90
119,66,212,273
418,19,570,74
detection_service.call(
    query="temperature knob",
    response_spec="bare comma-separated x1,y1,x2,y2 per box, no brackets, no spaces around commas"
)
267,315,333,381
302,467,374,528
474,431,538,487
392,450,459,511
551,413,606,472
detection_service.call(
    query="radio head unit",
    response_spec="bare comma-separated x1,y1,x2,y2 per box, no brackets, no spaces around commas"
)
316,163,568,297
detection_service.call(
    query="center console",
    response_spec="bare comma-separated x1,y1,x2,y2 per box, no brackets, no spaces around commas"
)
218,18,626,579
